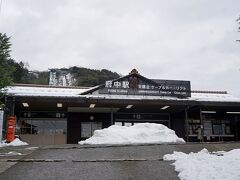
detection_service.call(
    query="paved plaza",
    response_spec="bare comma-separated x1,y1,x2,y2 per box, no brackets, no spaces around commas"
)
0,143,240,180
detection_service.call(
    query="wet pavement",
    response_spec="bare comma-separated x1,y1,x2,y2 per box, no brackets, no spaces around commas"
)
0,146,39,174
0,142,239,180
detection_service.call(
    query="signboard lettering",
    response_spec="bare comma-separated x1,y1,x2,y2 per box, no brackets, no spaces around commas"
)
100,76,191,98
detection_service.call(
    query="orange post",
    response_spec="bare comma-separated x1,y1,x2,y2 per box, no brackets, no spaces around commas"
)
6,116,16,143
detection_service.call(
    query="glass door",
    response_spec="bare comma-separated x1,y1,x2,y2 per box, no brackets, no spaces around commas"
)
81,122,102,138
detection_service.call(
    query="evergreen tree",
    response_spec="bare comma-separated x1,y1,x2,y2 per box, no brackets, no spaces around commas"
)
0,33,14,104
7,60,29,83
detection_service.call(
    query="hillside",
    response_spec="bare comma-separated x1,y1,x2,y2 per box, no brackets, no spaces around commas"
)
12,65,121,87
49,67,120,87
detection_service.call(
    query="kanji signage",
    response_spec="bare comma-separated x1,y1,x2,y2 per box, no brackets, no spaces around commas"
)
99,75,191,98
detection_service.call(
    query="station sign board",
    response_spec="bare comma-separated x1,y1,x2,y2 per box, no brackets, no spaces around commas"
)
99,75,191,98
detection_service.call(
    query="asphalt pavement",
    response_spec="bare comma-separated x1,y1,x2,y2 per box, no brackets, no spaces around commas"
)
0,142,239,180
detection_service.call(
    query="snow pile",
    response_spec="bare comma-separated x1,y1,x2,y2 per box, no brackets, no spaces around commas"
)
0,138,28,147
79,123,185,145
163,148,240,180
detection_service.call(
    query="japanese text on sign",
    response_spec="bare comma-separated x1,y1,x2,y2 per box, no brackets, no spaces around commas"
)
105,80,187,91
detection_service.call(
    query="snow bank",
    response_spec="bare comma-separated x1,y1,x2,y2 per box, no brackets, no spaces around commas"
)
163,148,240,180
79,123,185,145
0,151,22,156
0,138,28,147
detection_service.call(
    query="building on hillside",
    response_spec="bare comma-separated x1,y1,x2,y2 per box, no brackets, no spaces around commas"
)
2,69,240,144
49,69,76,86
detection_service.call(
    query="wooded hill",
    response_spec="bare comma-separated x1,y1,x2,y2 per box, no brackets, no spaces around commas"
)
13,65,120,87
68,66,120,87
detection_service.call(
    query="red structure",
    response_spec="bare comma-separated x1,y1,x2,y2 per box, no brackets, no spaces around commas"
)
6,116,16,142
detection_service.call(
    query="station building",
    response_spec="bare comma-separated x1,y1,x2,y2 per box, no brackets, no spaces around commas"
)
2,69,240,144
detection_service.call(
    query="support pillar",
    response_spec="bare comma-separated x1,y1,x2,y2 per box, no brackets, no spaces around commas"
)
110,108,114,125
185,106,189,142
199,108,204,142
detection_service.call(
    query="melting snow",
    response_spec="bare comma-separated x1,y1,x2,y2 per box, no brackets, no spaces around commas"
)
0,138,28,147
79,123,185,145
163,148,240,180
0,151,22,156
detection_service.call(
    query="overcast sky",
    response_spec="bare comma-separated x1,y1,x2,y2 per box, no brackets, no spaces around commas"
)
0,0,240,95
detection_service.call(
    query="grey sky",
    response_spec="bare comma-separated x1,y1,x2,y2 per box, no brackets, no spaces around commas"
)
0,0,240,95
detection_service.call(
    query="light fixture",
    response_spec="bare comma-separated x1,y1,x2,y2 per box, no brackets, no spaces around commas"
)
161,106,170,110
57,103,62,108
226,112,240,114
201,111,216,114
126,105,133,109
22,103,29,107
89,104,95,108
